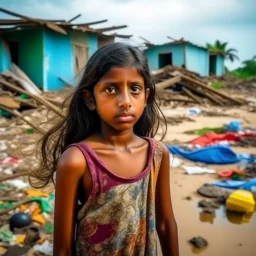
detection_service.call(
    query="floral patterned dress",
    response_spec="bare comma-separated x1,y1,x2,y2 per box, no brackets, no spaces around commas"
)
72,138,163,256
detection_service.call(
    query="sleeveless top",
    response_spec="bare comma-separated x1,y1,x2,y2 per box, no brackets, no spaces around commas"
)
72,138,163,256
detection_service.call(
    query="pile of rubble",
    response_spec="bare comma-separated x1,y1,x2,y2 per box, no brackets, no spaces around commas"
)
153,65,245,107
0,65,67,255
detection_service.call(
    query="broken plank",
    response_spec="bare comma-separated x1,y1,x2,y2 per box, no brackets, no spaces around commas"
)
0,95,20,109
0,78,64,117
180,80,225,106
183,87,202,104
156,76,181,90
178,73,243,105
204,91,225,106
11,63,42,94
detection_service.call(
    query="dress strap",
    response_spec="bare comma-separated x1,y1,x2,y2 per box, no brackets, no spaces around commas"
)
66,143,99,202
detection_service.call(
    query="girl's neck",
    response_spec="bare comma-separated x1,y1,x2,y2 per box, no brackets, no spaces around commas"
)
98,128,137,149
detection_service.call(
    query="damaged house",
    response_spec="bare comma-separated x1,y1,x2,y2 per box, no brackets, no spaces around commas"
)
0,8,131,91
144,38,224,77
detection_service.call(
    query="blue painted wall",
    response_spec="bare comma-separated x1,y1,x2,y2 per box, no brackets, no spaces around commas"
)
216,55,224,76
87,33,98,58
0,39,11,72
145,44,184,70
0,28,99,91
2,28,44,88
44,30,98,91
43,28,73,91
185,44,209,76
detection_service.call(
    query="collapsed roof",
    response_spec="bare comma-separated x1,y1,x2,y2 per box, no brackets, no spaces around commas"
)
0,7,132,39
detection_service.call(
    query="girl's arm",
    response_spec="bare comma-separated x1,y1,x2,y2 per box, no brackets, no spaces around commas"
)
155,144,179,256
53,147,85,256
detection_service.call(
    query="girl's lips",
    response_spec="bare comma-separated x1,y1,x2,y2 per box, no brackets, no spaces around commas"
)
116,115,134,122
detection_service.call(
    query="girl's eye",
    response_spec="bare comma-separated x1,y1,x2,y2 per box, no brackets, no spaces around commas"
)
131,86,142,94
105,86,116,93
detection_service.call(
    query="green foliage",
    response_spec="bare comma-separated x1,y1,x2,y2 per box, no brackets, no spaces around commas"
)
211,81,222,89
228,57,256,79
206,40,239,62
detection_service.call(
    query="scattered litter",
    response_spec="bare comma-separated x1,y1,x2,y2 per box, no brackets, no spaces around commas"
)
209,177,256,191
183,166,216,175
186,107,201,116
225,120,241,132
226,190,255,213
6,179,29,189
218,169,244,179
169,154,182,168
33,240,53,255
9,212,32,232
168,145,239,164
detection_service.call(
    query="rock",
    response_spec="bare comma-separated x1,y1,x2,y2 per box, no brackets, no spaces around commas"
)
198,199,219,209
197,184,231,198
189,236,208,248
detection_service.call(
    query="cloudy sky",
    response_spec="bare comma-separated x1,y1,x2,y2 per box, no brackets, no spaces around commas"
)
1,0,255,69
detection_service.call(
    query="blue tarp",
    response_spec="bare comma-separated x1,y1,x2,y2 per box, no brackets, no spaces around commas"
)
167,145,239,164
209,178,256,191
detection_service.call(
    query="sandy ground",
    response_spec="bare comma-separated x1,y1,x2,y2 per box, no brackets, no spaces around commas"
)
158,107,256,256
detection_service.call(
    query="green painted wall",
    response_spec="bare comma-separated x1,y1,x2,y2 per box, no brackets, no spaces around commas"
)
3,28,44,89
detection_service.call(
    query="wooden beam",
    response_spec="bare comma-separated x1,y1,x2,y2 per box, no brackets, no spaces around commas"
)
204,91,225,106
0,78,64,117
108,33,132,39
68,14,81,23
61,19,108,26
0,95,20,109
45,22,67,35
96,25,127,32
0,7,67,35
0,19,29,25
177,72,243,105
183,87,202,104
156,76,181,90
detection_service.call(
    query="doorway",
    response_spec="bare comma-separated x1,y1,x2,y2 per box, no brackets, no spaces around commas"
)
209,55,217,75
159,53,172,68
7,41,19,65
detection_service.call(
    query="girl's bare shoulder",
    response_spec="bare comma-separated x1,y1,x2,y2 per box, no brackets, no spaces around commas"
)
57,146,86,176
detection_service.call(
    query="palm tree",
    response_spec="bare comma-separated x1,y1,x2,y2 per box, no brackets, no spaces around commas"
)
206,40,239,62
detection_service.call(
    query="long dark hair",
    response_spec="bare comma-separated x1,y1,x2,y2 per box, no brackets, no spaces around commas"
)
30,42,167,188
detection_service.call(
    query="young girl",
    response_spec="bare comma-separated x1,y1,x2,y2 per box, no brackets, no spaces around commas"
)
31,42,179,255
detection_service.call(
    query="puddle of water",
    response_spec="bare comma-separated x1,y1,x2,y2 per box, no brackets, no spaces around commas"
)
196,201,256,226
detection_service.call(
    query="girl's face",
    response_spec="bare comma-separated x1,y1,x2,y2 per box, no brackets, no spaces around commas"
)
85,66,150,133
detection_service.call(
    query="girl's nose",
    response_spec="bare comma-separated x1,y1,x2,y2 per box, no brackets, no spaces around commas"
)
118,91,132,110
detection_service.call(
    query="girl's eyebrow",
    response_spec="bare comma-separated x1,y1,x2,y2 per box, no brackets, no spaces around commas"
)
100,80,144,85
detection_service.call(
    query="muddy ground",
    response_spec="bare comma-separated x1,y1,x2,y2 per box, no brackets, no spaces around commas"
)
157,107,256,256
